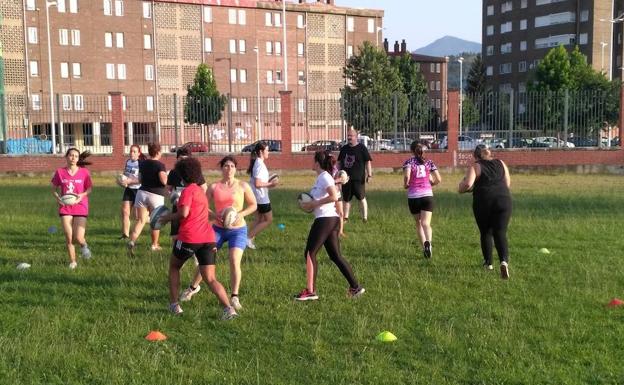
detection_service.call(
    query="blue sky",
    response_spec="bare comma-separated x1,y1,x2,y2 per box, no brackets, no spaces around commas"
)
337,0,482,49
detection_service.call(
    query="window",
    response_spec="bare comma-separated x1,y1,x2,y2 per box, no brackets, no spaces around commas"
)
146,96,154,112
69,0,78,13
28,27,37,44
203,6,212,22
501,22,512,33
143,2,152,18
297,14,304,28
535,12,575,28
59,29,69,45
204,37,212,53
72,63,81,78
106,63,115,79
436,81,440,91
74,95,84,111
117,64,126,80
520,19,527,30
436,63,441,73
430,63,435,72
580,10,589,22
436,99,441,109
487,45,494,56
266,70,273,84
298,70,305,84
265,12,272,26
501,1,512,13
275,41,282,56
103,0,112,15
520,40,527,51
499,63,512,74
430,81,435,91
298,98,305,113
105,32,113,47
114,0,123,16
486,66,493,76
266,41,273,55
276,70,282,83
298,43,304,57
367,19,375,33
238,10,246,25
345,45,353,59
231,98,238,112
240,98,247,112
228,9,236,24
239,39,246,53
229,39,236,54
122,96,127,110
487,5,494,16
501,42,512,54
57,0,66,12
71,29,80,46
145,64,154,80
26,0,36,11
579,33,588,45
116,32,124,48
486,25,494,36
519,61,527,72
267,98,275,113
29,61,39,77
521,0,527,8
230,68,237,83
32,94,41,110
535,34,575,49
274,13,281,27
347,17,354,32
143,34,152,49
239,69,247,83
62,94,72,110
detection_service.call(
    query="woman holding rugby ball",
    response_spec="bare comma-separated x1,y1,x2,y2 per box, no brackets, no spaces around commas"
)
403,141,441,259
118,144,145,240
246,142,279,250
51,148,93,269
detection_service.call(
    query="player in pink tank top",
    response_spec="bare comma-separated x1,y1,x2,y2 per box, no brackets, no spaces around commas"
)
51,148,93,269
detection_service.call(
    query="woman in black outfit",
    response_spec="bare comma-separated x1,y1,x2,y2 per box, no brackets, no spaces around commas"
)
458,144,512,279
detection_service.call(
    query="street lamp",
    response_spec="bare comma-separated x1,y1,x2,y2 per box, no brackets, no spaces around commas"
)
601,41,608,74
600,14,624,81
216,57,233,152
253,46,262,140
457,56,464,137
45,0,57,153
376,26,385,48
282,0,288,91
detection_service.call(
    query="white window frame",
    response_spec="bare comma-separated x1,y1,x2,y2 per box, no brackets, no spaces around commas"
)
59,29,69,46
486,25,494,36
228,9,237,24
239,39,246,53
487,5,494,16
520,41,527,51
486,66,493,76
266,70,273,84
26,0,36,11
62,94,72,111
347,45,353,58
347,17,354,32
275,70,282,83
74,94,84,111
103,0,112,16
501,21,512,33
29,61,39,77
145,64,154,80
297,14,304,29
267,98,275,113
298,98,305,113
231,98,238,112
143,34,152,49
266,41,273,55
116,32,124,48
519,61,527,72
69,0,78,13
204,37,212,53
143,1,152,19
367,19,375,33
521,0,527,8
520,19,527,30
298,70,305,84
274,13,281,27
71,29,80,46
298,43,304,57
106,63,115,79
487,45,494,56
240,98,247,112
114,0,124,16
240,69,247,83
265,12,272,26
104,32,113,47
238,10,246,25
230,68,237,83
57,0,66,13
275,41,282,56
72,62,81,78
229,39,236,54
32,94,42,110
579,33,588,45
117,63,126,80
146,96,154,112
28,27,38,44
203,6,212,23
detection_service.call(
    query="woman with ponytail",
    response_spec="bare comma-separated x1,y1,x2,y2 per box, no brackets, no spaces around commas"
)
458,144,512,279
246,141,279,249
295,150,365,301
403,141,441,259
118,144,145,240
51,148,93,269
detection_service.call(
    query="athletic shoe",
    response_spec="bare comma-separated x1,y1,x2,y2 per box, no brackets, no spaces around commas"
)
69,261,78,270
119,234,129,240
500,261,510,279
483,263,494,270
150,244,162,251
348,286,366,298
246,238,256,250
294,289,319,301
80,245,92,259
362,218,368,224
126,240,135,257
231,296,242,310
179,285,201,302
423,241,432,259
169,303,183,315
221,306,238,321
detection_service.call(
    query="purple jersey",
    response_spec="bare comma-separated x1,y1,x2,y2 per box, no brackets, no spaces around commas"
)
403,157,437,198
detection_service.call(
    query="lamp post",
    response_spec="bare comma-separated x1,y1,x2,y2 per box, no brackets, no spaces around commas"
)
216,57,233,152
601,41,608,74
45,0,57,153
457,56,464,137
282,0,288,91
254,46,262,140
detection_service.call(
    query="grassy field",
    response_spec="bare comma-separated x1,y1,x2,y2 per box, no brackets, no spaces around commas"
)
1,171,623,385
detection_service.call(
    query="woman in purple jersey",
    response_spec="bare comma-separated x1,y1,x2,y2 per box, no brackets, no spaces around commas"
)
403,142,441,259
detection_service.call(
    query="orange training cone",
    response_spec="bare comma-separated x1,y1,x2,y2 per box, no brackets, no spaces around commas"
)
145,330,167,341
607,298,624,307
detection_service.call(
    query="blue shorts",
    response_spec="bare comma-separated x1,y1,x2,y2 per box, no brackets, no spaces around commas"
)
213,225,248,250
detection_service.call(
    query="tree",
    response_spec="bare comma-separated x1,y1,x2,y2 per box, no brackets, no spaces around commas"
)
466,55,487,95
185,63,227,126
390,53,431,130
342,42,406,136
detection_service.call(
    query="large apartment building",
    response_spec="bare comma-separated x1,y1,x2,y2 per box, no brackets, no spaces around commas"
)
482,0,619,93
0,0,383,152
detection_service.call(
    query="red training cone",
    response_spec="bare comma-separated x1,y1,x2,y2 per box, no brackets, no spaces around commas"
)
145,330,167,341
607,298,624,307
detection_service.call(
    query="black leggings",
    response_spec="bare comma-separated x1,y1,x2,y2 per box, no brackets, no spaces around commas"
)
472,195,512,264
305,217,359,290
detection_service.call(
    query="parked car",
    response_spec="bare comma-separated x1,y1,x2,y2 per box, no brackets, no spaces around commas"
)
482,138,506,149
524,138,551,148
532,136,575,148
570,137,599,147
301,140,341,152
440,135,482,150
170,142,209,153
241,140,282,152
390,138,411,151
374,139,395,151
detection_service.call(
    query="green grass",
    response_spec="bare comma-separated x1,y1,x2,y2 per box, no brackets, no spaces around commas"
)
1,172,624,385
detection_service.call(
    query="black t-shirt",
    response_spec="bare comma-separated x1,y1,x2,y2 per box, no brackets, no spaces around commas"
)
166,170,206,189
139,159,167,196
338,143,372,181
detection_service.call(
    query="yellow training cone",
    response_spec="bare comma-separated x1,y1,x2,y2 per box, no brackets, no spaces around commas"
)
539,248,550,254
376,331,397,342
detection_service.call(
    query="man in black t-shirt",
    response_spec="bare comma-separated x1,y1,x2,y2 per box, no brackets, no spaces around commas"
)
338,128,373,223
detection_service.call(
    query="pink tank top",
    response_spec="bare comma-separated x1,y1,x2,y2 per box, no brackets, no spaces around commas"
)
212,181,245,226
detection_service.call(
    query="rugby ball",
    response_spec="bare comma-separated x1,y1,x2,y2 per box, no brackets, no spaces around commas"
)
297,192,314,213
60,193,79,206
115,174,128,187
268,173,280,183
221,207,238,229
170,190,181,205
336,170,349,184
149,205,171,230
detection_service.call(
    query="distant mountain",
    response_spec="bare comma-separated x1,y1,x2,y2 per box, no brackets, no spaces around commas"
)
414,36,481,57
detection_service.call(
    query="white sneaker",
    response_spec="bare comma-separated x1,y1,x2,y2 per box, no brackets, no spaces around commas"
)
150,244,162,251
169,303,183,315
500,261,510,279
81,245,92,259
231,296,242,310
179,285,201,302
246,238,256,250
221,306,238,321
69,261,77,270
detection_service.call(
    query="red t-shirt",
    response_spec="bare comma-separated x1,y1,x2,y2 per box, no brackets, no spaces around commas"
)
177,183,215,243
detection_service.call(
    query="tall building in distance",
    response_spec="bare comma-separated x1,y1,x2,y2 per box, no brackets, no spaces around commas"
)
482,0,619,93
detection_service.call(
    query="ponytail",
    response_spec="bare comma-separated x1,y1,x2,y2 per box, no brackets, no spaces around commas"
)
314,150,336,173
247,141,267,175
65,148,92,166
410,141,426,164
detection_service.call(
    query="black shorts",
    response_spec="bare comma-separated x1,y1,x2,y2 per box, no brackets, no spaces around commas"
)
172,240,217,266
341,180,365,202
122,187,138,202
408,196,434,214
257,203,272,214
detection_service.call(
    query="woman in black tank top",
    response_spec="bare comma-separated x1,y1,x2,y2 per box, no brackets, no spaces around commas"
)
458,145,512,279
